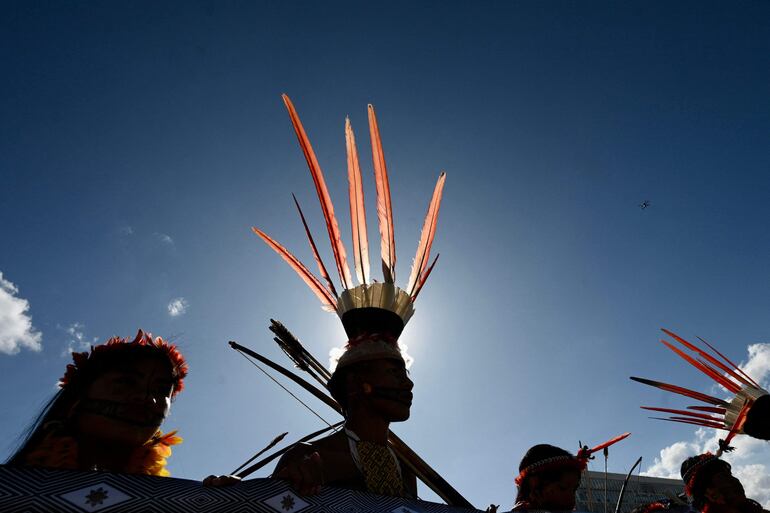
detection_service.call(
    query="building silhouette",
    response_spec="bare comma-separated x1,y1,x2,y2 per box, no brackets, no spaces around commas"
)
576,471,688,513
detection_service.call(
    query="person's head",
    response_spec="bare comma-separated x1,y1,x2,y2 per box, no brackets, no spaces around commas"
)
743,394,770,441
328,333,413,422
515,444,582,511
9,330,187,463
681,454,745,509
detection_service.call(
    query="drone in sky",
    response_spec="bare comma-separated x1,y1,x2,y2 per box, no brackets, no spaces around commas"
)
639,200,651,210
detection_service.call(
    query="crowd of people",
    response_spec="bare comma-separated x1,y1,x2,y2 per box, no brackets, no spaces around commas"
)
5,96,770,513
4,324,769,513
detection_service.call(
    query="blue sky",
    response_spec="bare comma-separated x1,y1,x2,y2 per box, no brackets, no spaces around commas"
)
2,1,770,507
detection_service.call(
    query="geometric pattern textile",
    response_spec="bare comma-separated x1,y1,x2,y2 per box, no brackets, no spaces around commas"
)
357,440,404,497
0,466,480,513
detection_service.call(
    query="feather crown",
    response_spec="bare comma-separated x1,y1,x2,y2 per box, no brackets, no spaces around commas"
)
253,95,446,340
59,330,188,397
631,328,768,454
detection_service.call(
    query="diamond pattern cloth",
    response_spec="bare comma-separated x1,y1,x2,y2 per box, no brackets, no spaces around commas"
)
356,440,404,497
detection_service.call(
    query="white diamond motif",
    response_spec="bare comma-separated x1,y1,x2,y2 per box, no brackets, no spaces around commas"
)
263,490,310,512
59,481,132,511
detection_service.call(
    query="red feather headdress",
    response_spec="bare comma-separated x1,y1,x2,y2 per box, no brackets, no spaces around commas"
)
631,328,767,455
253,95,446,344
514,433,630,486
60,330,188,397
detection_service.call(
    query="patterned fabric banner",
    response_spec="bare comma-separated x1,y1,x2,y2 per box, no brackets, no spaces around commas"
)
0,466,482,513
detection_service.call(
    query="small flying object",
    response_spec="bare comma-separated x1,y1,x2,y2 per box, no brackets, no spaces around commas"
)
639,200,650,210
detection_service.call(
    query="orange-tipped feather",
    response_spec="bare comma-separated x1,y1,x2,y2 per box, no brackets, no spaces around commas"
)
641,407,724,423
688,406,727,414
252,227,336,311
368,104,396,283
411,254,440,301
661,340,741,393
697,335,761,389
282,94,353,289
724,400,752,446
588,432,630,454
662,329,754,387
345,117,370,285
653,417,728,430
292,195,338,299
630,376,730,406
407,172,446,297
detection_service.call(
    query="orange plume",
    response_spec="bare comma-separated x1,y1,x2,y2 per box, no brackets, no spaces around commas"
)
407,172,446,297
345,117,370,285
292,194,338,299
630,376,730,406
368,104,396,283
411,254,440,302
662,329,754,388
588,432,631,454
697,335,761,388
282,94,353,289
252,227,336,311
660,340,741,393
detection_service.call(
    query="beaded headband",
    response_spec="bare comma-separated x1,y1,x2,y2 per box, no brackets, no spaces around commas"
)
514,433,630,487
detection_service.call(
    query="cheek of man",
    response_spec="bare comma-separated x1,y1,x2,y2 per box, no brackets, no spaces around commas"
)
539,473,579,511
76,359,173,446
360,361,413,421
706,471,746,504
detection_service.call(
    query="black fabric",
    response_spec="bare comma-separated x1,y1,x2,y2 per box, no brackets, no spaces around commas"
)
744,394,770,440
341,308,404,339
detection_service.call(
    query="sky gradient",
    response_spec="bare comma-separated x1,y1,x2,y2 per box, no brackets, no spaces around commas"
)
2,1,770,507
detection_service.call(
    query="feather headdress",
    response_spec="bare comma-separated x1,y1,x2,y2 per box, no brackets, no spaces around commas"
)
253,95,446,340
631,328,768,455
514,432,630,486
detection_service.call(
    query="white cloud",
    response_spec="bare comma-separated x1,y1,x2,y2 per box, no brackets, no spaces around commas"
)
60,322,98,356
642,343,770,507
741,343,770,387
0,272,43,355
155,232,174,245
168,298,188,317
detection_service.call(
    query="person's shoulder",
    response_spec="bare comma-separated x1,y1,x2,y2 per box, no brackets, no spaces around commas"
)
307,430,349,452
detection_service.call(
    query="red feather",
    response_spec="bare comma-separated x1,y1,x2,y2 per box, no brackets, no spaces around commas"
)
630,376,729,406
407,172,446,297
411,254,439,302
724,400,752,446
345,117,370,285
368,104,396,283
282,94,353,289
588,432,630,454
697,335,761,389
662,329,754,388
641,407,724,423
652,417,728,430
688,406,727,414
252,227,336,311
661,340,741,393
292,195,338,299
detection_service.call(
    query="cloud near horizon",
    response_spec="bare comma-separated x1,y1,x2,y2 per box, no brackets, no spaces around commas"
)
0,272,43,355
642,343,770,507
